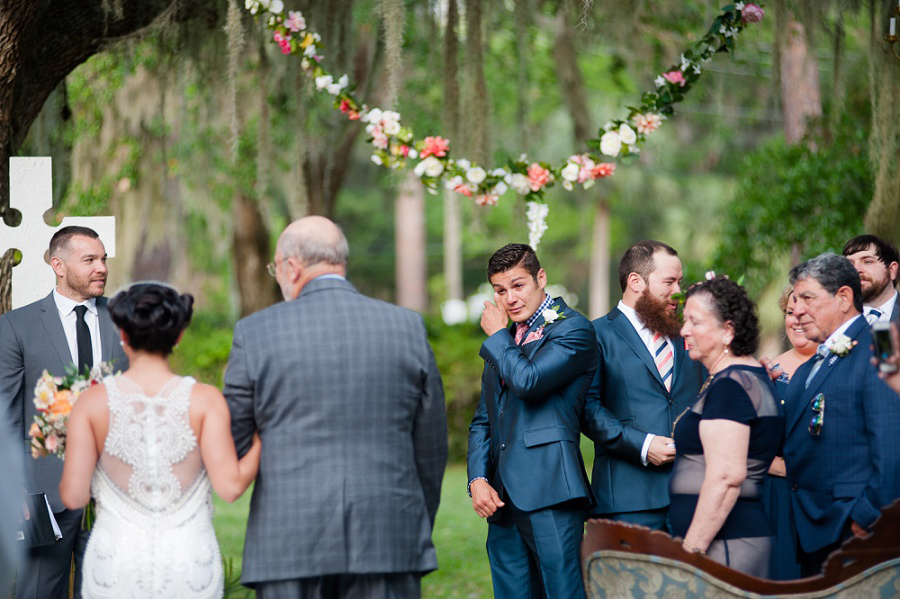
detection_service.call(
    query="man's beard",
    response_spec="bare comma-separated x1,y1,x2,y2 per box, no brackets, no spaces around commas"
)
634,290,682,339
861,275,891,304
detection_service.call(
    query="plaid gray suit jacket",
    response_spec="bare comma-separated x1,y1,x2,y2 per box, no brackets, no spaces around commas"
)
0,292,127,511
224,277,448,585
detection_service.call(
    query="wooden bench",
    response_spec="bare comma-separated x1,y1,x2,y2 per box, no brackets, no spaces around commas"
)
582,499,900,597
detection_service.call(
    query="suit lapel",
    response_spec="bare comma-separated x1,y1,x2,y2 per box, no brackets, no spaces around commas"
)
97,298,117,361
786,316,866,435
519,299,567,358
39,293,73,367
608,308,666,391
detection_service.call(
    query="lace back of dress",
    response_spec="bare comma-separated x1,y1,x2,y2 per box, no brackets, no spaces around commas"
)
100,375,203,512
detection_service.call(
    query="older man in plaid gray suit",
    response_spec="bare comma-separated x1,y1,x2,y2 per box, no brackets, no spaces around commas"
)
224,216,447,599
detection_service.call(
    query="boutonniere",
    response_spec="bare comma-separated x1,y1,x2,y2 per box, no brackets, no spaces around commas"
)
541,305,566,326
826,334,857,358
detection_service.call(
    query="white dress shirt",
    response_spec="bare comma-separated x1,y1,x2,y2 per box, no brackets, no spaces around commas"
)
865,290,897,323
616,300,674,466
53,290,102,369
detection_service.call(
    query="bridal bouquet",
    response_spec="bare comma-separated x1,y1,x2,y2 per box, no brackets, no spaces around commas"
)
29,363,113,459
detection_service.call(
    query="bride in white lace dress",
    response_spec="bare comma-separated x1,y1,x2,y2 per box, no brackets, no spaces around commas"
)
60,283,261,598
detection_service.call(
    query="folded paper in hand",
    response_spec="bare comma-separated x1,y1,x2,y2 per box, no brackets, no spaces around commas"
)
16,493,62,547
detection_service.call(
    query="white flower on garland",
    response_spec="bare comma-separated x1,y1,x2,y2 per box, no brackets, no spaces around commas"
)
455,158,471,171
466,166,487,185
492,181,508,196
371,154,383,165
561,163,580,183
507,173,531,195
444,175,464,191
735,2,745,10
526,201,550,249
654,75,666,88
315,75,333,91
325,74,349,96
618,123,637,145
600,130,622,157
680,53,691,72
414,156,444,178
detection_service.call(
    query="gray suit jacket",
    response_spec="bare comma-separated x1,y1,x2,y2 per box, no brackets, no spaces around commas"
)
0,292,127,511
224,277,448,585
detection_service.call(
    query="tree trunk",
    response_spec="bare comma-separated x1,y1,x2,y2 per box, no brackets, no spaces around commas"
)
589,199,611,319
780,15,822,144
862,0,900,242
232,191,279,316
395,170,427,313
442,0,463,303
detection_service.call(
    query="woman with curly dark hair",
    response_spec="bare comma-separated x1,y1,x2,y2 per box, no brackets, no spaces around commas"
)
668,277,784,577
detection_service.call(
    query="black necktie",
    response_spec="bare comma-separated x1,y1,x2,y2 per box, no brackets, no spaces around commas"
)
74,305,93,374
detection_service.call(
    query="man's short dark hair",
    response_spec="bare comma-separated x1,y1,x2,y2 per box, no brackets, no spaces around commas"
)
617,240,678,292
49,226,101,258
789,253,863,313
487,244,541,281
842,235,899,286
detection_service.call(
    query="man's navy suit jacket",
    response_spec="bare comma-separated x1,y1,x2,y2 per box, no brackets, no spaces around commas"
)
467,298,597,515
582,307,704,515
784,315,900,553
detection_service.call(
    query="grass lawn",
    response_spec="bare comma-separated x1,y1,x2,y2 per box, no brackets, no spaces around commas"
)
213,440,595,597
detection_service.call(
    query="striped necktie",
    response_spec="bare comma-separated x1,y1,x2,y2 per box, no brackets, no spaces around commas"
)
653,332,673,392
866,308,883,324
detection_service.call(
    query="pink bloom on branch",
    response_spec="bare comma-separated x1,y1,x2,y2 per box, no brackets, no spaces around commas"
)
633,113,662,134
285,11,306,32
421,136,450,158
475,193,499,207
741,4,764,23
527,163,551,192
662,70,686,87
590,163,616,179
453,183,473,198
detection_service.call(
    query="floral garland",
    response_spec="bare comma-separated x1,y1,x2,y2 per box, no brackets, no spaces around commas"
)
244,1,765,247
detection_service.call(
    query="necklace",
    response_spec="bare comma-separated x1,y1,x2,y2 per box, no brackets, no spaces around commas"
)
671,349,732,437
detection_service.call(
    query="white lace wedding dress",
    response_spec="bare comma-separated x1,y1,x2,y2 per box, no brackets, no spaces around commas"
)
82,375,223,598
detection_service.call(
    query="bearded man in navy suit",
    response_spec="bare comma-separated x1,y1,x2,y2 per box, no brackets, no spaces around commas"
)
467,243,597,599
784,253,900,576
582,240,704,531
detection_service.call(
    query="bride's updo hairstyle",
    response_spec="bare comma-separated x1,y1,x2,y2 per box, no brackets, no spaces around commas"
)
109,282,194,355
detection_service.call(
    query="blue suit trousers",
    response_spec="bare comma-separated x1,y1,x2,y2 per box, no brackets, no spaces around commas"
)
486,500,586,599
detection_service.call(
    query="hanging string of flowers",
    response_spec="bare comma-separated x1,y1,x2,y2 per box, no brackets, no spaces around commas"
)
244,1,765,247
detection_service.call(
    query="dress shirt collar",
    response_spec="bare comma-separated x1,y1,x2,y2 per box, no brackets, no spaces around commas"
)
822,314,861,353
53,289,97,316
311,273,346,282
867,290,898,322
523,294,554,329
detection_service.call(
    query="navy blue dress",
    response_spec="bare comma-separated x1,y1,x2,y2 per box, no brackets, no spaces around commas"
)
669,365,785,577
761,374,803,580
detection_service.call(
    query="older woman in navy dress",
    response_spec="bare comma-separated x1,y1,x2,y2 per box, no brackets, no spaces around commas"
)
670,277,784,577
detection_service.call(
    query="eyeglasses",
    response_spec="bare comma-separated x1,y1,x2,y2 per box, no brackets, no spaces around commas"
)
808,393,825,436
266,260,280,277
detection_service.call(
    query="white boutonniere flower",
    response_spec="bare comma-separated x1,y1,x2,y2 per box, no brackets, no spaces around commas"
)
826,334,857,358
541,305,566,326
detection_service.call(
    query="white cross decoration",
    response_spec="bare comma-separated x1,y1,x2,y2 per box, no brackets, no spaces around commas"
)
4,157,116,309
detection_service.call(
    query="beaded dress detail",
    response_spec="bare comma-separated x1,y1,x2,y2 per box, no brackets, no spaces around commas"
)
82,375,223,598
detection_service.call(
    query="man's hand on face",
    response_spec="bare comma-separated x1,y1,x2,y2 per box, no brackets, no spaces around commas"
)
470,478,505,518
481,299,509,337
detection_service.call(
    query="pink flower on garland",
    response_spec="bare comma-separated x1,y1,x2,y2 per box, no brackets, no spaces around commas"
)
475,193,499,207
273,31,292,54
453,182,473,197
285,11,306,32
741,4,764,23
590,163,616,179
340,99,360,120
662,70,686,87
527,163,551,192
421,136,450,158
633,113,662,134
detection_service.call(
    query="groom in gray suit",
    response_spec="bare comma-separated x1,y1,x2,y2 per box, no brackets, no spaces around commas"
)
0,226,127,599
225,216,448,599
